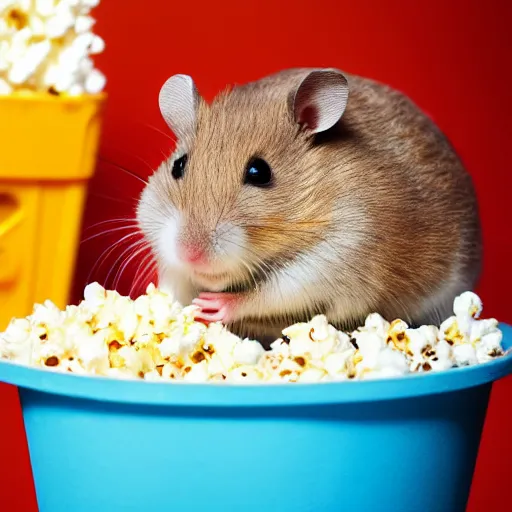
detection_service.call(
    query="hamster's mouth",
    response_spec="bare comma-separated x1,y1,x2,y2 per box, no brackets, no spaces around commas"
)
191,257,286,293
192,270,230,283
191,268,260,293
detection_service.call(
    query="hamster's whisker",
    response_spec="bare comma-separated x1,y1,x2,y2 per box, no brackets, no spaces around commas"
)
102,238,148,289
90,192,137,206
217,237,277,278
86,232,145,286
99,156,149,186
130,253,158,297
142,122,176,144
81,226,141,245
110,241,150,291
128,153,159,175
85,218,139,231
115,251,151,294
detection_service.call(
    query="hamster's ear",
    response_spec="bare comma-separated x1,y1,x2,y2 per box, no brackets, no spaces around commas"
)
159,74,199,138
292,69,349,133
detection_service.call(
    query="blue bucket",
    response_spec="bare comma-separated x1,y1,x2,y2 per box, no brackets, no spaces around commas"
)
1,324,511,512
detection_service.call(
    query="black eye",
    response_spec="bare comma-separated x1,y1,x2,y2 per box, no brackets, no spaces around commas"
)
244,158,272,187
172,154,187,180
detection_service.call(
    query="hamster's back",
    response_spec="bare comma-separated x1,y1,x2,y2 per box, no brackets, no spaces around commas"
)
243,69,482,326
334,73,481,325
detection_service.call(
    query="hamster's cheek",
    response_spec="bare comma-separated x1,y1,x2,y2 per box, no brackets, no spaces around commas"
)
156,212,182,269
214,222,247,266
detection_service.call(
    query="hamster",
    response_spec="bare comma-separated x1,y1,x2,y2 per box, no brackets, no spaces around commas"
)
137,68,482,345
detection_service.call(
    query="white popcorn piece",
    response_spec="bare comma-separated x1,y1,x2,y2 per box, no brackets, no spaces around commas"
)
440,316,468,345
0,318,35,364
75,330,109,374
143,369,162,382
83,67,105,93
386,319,409,352
323,350,354,378
469,318,499,344
8,39,51,84
46,8,75,38
227,365,263,383
158,336,181,360
358,345,409,378
35,0,56,17
233,339,265,366
298,367,327,383
475,331,503,363
363,312,390,338
283,315,340,360
183,360,209,383
453,291,483,319
83,281,106,308
406,325,446,372
428,340,454,372
452,343,478,367
352,330,385,369
269,338,291,356
31,299,63,328
89,34,104,54
74,15,94,33
406,326,433,355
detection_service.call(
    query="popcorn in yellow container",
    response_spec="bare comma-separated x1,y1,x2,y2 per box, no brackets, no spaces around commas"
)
0,0,107,329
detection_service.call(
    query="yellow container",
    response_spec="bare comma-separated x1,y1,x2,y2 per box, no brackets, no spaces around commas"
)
0,93,107,330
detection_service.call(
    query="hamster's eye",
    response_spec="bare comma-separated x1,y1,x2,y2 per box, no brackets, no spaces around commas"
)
244,158,272,187
172,154,188,180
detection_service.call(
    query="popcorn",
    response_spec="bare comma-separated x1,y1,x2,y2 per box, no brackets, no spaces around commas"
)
438,291,504,367
386,319,409,352
454,291,483,319
476,331,503,363
283,315,343,359
360,348,409,380
233,339,265,365
364,312,390,338
452,344,478,367
351,330,409,378
0,317,35,364
0,0,105,95
406,325,450,372
429,340,454,372
182,360,209,383
0,285,506,383
83,281,106,310
226,365,263,383
75,330,109,373
297,367,327,383
323,350,354,379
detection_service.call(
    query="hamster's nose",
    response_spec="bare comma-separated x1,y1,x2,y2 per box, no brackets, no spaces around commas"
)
178,243,206,265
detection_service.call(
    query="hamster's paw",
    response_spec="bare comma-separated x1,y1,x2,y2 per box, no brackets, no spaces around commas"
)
192,292,240,325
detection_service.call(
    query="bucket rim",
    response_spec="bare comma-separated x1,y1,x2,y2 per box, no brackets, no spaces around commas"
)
2,323,511,408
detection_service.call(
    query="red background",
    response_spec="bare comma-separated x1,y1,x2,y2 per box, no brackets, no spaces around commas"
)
1,0,511,510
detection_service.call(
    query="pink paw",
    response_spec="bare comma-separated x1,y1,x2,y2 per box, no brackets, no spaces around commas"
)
192,292,240,325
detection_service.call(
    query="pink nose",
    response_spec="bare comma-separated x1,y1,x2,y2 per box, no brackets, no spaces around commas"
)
179,244,206,264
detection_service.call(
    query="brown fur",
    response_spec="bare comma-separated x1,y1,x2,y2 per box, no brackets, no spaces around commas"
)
137,68,482,343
